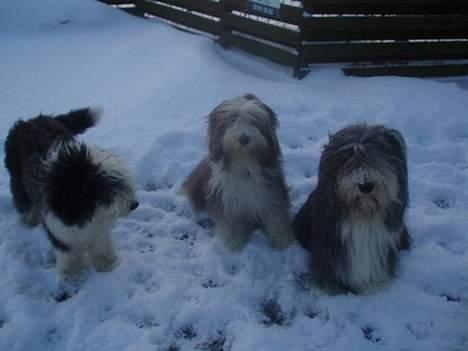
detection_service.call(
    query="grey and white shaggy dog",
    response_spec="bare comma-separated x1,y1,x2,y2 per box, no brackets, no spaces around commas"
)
4,108,139,278
293,124,410,293
183,94,295,251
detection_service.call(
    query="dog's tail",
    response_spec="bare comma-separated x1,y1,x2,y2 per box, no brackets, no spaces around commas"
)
54,107,102,136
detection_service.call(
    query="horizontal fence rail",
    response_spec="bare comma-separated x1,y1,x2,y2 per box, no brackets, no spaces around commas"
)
99,0,468,78
137,0,221,35
302,0,468,15
301,16,468,41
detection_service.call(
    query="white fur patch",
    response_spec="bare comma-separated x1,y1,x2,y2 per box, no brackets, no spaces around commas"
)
44,206,117,251
208,160,279,221
339,214,399,292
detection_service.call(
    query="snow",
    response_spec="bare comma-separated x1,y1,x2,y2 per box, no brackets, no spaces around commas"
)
1,1,468,350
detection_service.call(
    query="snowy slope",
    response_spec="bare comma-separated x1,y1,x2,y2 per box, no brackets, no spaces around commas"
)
0,1,467,350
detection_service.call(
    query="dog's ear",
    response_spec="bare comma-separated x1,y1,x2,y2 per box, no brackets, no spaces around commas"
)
387,129,406,154
209,142,223,163
384,128,409,209
257,102,281,167
208,132,223,163
257,129,281,168
257,148,274,167
207,111,224,163
383,128,408,182
259,102,278,130
265,105,278,130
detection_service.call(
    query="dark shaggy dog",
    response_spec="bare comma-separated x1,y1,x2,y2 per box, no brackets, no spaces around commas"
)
4,108,138,278
183,94,294,251
293,124,410,293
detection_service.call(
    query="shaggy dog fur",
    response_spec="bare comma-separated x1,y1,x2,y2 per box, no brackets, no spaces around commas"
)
4,108,138,278
293,124,410,293
183,94,295,251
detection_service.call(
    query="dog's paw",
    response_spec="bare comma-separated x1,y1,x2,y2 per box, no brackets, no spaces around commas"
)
271,240,292,251
56,252,85,279
92,254,120,272
270,231,295,251
20,209,40,227
216,224,251,251
57,263,85,280
222,237,249,252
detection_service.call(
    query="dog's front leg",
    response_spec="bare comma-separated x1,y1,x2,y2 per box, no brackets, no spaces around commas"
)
20,207,41,227
89,229,119,272
55,249,84,279
215,218,252,251
263,211,295,250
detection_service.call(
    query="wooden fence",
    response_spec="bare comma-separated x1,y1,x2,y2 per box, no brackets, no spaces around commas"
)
99,0,468,78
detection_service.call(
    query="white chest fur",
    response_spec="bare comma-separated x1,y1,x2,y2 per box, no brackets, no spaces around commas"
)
339,215,399,291
208,160,275,221
44,209,114,250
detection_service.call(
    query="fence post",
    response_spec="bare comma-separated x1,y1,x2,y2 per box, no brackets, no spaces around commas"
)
293,6,307,79
127,0,146,17
218,0,230,48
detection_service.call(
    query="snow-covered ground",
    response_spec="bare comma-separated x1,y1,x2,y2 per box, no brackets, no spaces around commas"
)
1,1,467,350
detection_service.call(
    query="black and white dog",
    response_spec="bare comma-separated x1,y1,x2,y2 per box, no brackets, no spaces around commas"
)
293,124,410,293
4,108,138,278
184,94,295,251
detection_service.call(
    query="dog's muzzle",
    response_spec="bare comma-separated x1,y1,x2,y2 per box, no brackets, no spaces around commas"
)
358,182,374,194
238,134,250,146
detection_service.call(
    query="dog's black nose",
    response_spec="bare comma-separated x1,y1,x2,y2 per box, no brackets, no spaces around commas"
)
239,134,250,146
359,182,374,194
130,201,139,211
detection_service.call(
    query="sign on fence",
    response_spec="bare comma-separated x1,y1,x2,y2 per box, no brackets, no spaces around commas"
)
247,0,281,18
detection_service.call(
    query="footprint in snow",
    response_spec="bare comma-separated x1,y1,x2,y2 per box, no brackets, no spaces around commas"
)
433,198,451,209
202,279,222,289
406,321,434,340
361,326,382,344
196,332,226,351
176,324,197,340
260,299,287,326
